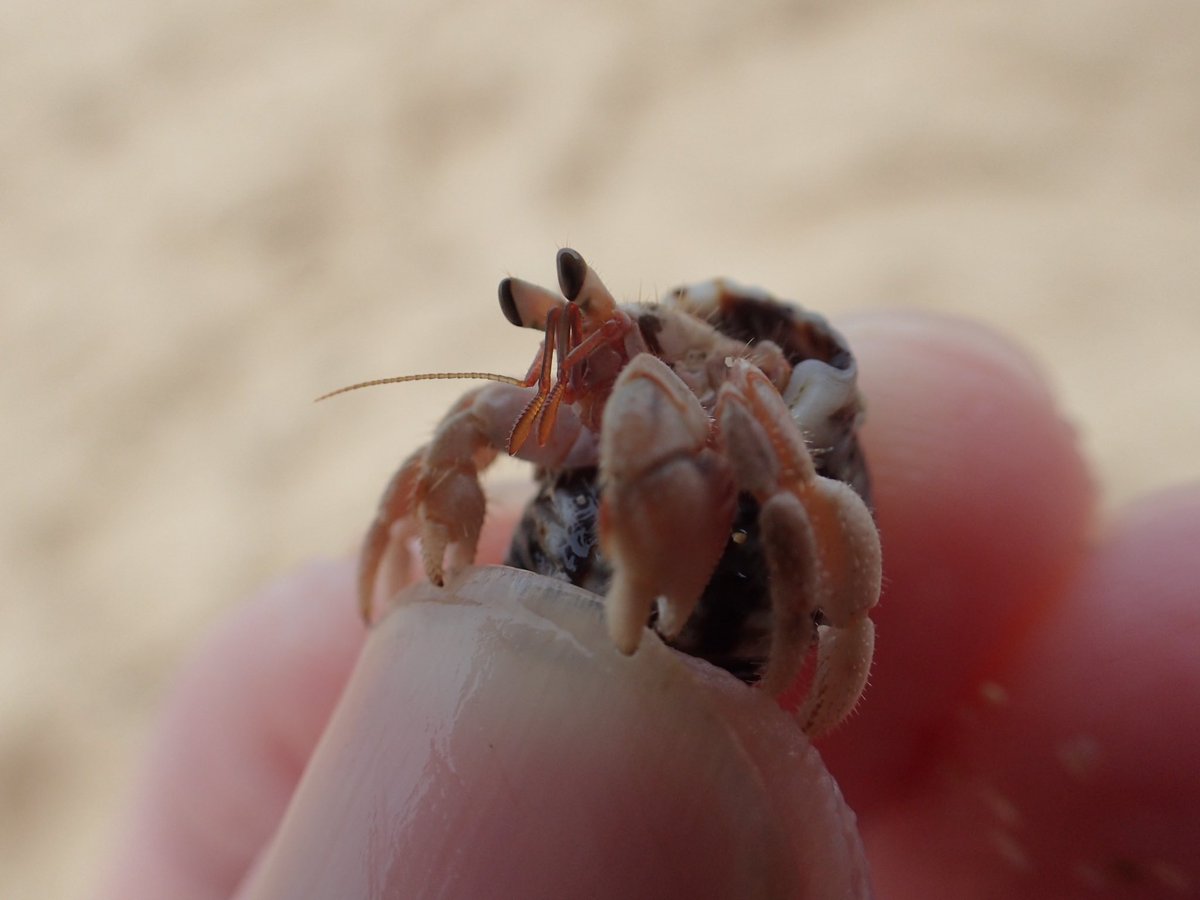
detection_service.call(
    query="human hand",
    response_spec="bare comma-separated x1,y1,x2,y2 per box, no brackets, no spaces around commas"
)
97,313,1200,899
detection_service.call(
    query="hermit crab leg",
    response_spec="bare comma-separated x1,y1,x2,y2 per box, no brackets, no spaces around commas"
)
358,375,600,624
358,446,426,623
534,303,580,447
715,360,881,736
525,302,633,449
358,387,509,621
508,307,561,454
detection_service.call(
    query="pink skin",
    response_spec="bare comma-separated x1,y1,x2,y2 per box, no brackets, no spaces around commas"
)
96,312,1200,899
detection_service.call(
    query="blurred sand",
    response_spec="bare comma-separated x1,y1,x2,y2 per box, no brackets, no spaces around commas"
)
3,1,1198,895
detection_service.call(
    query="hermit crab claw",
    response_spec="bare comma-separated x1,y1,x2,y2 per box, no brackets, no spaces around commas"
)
597,354,736,656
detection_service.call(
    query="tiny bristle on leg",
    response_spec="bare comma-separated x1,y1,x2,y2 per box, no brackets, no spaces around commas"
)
799,615,875,737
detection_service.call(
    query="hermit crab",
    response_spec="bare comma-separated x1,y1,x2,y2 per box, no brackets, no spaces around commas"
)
323,249,882,737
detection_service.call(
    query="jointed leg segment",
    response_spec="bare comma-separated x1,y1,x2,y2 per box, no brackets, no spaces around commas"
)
715,360,881,735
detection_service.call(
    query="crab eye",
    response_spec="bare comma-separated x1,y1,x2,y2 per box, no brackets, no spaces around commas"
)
498,276,567,331
498,278,524,327
556,248,588,301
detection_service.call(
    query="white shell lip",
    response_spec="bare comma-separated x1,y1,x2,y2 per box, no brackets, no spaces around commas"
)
242,566,871,900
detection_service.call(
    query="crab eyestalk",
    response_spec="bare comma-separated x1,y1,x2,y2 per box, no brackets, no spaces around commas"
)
498,276,564,331
557,247,588,300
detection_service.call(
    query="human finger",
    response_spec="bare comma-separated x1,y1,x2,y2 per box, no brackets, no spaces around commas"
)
237,567,872,900
817,312,1095,809
96,513,521,900
864,489,1200,897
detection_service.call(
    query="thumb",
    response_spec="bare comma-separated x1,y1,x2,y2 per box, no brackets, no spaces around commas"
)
238,566,871,900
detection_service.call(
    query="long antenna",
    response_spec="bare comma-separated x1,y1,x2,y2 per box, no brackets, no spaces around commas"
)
315,371,523,403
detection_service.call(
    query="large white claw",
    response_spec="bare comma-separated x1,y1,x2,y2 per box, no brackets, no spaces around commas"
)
598,354,735,656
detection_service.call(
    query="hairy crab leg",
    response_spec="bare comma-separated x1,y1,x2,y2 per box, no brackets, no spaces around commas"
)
358,447,426,623
715,360,881,735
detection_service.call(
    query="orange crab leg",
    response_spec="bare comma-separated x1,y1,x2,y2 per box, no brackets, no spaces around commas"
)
557,315,628,373
537,308,634,446
518,345,546,388
515,303,634,454
508,306,560,454
534,304,581,446
536,382,567,447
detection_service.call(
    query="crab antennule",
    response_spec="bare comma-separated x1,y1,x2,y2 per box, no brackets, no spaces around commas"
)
518,346,546,388
314,371,522,403
536,382,567,446
530,301,580,445
508,306,561,454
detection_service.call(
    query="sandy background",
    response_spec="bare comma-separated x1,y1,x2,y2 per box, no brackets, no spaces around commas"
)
3,1,1198,896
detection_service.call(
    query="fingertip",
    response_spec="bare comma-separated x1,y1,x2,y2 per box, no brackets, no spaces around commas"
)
241,568,872,900
866,488,1200,897
845,312,1095,556
990,485,1200,765
845,311,1057,404
822,312,1096,805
